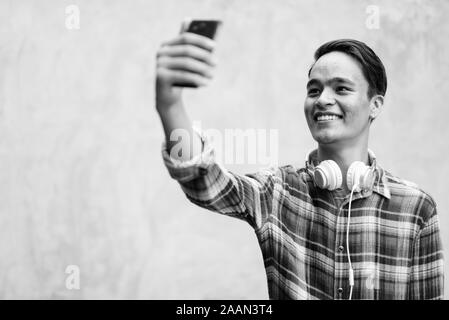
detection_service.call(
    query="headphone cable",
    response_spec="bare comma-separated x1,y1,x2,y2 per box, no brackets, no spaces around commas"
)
346,184,357,300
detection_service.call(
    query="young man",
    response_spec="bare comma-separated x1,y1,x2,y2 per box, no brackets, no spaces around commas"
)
155,33,444,299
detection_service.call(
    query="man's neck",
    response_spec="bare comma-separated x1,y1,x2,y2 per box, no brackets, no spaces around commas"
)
317,141,369,193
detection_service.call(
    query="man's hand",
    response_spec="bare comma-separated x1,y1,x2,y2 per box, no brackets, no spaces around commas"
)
155,32,218,111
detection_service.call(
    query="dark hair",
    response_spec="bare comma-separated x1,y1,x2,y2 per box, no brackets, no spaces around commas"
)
308,39,387,98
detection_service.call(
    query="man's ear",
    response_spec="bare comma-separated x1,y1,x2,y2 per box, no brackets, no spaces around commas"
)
369,95,384,122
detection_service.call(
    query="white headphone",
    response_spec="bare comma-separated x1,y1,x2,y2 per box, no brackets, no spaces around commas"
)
305,149,377,192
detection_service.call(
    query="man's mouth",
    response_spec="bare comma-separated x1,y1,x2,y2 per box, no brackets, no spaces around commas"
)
314,113,343,122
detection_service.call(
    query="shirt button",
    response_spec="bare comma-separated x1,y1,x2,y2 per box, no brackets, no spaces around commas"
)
199,168,208,176
337,287,343,294
338,245,344,252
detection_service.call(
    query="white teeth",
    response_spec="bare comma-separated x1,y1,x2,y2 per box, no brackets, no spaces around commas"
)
317,115,340,121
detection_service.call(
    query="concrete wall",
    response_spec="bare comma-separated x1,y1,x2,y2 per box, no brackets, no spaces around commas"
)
0,0,447,299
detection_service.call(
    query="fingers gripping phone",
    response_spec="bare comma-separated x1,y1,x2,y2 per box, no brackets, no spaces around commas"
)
174,19,222,88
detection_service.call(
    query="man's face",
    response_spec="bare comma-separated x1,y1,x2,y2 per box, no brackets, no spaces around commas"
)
304,51,373,146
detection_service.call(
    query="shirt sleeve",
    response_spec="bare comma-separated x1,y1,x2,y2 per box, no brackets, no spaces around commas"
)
408,206,444,299
161,127,280,230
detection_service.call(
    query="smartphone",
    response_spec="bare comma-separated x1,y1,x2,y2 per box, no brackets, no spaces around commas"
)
183,19,222,39
174,19,222,88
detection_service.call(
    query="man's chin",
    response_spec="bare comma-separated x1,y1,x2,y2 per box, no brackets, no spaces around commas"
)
312,132,340,145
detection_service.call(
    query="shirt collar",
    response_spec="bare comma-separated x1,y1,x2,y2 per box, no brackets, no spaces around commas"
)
371,164,391,200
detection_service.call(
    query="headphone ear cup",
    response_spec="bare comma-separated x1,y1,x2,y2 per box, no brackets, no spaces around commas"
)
347,161,371,192
314,160,342,190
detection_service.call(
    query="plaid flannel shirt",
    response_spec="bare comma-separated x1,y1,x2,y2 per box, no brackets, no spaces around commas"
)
162,129,444,300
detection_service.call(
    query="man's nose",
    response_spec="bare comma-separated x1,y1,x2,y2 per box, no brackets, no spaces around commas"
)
315,88,336,107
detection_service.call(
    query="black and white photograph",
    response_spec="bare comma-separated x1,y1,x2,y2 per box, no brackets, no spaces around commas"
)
0,0,447,304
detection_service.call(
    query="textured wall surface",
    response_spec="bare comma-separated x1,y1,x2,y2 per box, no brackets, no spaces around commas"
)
0,0,448,299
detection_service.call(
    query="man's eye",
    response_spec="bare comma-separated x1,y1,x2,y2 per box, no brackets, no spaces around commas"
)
308,88,320,96
336,86,351,93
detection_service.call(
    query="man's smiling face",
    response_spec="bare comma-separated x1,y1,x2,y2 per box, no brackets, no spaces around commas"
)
304,51,373,146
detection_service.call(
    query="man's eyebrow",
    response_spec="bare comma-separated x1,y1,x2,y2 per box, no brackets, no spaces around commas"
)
306,79,320,88
332,77,356,85
306,77,356,88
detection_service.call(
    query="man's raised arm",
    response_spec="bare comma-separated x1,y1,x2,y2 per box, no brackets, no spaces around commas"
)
155,32,217,161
